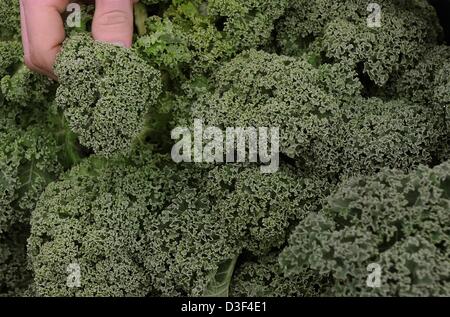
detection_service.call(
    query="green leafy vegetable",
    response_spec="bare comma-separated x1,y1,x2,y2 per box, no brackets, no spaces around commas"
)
1,0,450,298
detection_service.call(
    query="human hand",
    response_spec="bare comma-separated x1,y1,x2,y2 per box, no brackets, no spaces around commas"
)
20,0,136,80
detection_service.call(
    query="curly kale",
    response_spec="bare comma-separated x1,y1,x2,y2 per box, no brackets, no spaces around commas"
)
395,45,450,132
54,34,162,156
0,0,80,291
182,49,446,179
0,120,64,296
28,147,330,296
230,253,331,297
280,160,450,296
2,65,54,106
207,0,288,50
395,46,450,105
0,41,21,79
136,0,288,80
312,96,446,177
277,0,442,86
178,50,358,156
0,2,55,120
2,0,450,298
0,227,31,296
142,164,330,296
28,152,176,297
0,0,20,41
393,45,450,159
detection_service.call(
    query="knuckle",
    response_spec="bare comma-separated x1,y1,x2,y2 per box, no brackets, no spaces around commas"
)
96,10,130,27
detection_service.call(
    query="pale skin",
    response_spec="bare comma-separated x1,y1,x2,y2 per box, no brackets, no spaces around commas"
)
20,0,137,80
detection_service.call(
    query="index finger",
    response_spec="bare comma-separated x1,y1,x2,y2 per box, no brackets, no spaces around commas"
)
20,0,70,79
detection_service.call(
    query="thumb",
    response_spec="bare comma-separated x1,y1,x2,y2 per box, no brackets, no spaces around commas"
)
92,0,134,48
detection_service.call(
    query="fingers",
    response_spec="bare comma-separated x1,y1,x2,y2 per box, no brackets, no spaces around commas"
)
21,0,137,79
92,0,135,48
20,0,70,80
